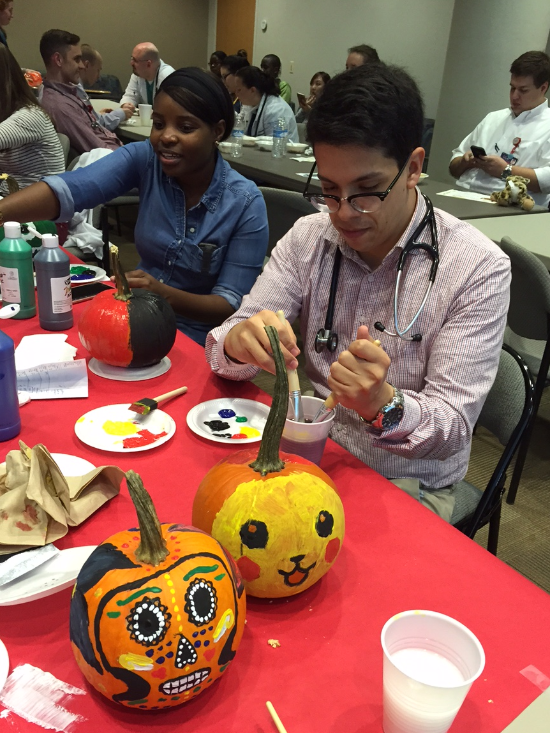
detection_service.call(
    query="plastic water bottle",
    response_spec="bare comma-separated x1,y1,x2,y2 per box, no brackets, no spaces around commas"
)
272,117,288,158
0,221,36,319
0,328,20,441
231,111,245,158
34,233,73,331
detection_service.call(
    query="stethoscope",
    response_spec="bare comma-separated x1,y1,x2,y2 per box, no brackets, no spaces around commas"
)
247,94,269,137
314,193,439,353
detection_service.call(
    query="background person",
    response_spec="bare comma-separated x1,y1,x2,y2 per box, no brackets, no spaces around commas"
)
345,43,380,69
260,53,291,103
120,42,174,111
0,44,64,195
449,50,550,207
0,0,13,46
220,54,250,112
205,63,510,521
0,68,269,347
234,65,298,141
79,44,132,130
295,71,330,122
208,50,227,78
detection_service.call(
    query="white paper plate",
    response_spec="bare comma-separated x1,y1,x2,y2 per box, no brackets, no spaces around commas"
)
70,265,107,285
218,141,233,153
51,453,96,477
0,639,8,692
242,135,257,147
88,356,171,381
75,403,176,453
419,173,429,179
0,546,96,606
186,398,270,444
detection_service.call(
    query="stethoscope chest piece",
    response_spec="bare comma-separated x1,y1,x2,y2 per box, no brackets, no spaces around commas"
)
315,328,338,353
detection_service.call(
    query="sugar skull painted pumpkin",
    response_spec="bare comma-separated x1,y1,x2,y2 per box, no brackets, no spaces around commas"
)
193,326,345,598
69,471,246,709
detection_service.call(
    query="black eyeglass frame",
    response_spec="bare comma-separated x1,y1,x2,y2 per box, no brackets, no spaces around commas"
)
302,155,411,213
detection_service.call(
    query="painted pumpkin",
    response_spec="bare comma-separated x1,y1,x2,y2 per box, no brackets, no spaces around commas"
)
193,326,345,598
78,245,176,368
70,471,246,709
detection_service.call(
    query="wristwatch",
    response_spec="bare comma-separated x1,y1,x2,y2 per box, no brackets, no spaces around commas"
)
501,164,513,180
359,386,405,433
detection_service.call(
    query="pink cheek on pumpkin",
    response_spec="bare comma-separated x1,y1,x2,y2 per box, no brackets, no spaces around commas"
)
325,538,340,563
237,556,261,582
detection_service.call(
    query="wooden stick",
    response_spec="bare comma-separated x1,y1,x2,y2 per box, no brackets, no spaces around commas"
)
275,310,304,421
152,386,188,403
266,701,288,733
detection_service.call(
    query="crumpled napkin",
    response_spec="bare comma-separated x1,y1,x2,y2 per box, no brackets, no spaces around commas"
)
0,441,124,555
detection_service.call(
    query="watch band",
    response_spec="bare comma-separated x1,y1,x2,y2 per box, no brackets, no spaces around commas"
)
359,386,405,433
501,164,513,180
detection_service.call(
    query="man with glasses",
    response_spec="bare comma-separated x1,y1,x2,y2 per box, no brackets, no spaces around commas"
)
220,54,250,114
205,64,511,521
120,42,174,112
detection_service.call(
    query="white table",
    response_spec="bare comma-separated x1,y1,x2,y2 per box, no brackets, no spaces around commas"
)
89,98,121,113
465,213,550,268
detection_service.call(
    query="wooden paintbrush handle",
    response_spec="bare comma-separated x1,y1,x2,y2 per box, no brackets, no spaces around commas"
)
152,386,188,403
275,310,301,392
325,393,338,410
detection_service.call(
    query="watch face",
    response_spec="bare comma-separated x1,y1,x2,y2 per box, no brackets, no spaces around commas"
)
381,406,403,430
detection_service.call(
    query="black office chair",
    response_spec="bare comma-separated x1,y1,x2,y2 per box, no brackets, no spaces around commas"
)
258,187,316,263
450,344,535,555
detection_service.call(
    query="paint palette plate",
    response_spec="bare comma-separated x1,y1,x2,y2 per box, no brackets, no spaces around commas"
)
75,403,176,452
186,398,270,444
70,264,107,285
88,356,171,381
0,546,96,606
0,639,8,692
51,453,96,477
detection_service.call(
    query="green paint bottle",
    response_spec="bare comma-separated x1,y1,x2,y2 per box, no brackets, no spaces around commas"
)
0,221,36,319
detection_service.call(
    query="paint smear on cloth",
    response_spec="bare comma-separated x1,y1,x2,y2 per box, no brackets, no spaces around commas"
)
0,664,86,731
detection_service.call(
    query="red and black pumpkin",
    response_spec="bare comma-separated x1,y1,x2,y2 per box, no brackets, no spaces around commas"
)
193,326,345,598
78,246,176,368
69,471,246,709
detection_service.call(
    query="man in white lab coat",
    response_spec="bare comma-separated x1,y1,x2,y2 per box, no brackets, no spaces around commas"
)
120,42,174,111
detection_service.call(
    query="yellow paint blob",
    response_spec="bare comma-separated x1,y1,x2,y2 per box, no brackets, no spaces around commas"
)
213,608,234,643
166,580,173,587
94,588,103,598
239,426,261,438
76,416,85,423
118,653,154,671
164,573,171,579
102,420,138,436
174,605,179,613
177,615,181,621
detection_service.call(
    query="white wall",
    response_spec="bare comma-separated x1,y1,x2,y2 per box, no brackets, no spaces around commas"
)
251,0,455,118
208,0,218,65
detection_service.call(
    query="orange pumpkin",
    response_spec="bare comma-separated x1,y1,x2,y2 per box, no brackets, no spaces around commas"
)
193,326,345,598
69,471,246,709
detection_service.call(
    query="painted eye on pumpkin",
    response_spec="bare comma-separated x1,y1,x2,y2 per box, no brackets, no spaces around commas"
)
184,579,218,626
240,520,268,549
126,596,171,646
315,511,334,538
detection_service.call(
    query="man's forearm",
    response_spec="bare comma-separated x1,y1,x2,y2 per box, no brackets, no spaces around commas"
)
0,182,60,223
449,156,471,179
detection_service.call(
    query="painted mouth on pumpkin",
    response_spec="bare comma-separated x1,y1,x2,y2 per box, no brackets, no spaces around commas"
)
278,555,316,587
159,667,211,695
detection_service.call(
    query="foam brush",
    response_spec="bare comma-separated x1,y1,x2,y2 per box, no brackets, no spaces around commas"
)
129,386,187,415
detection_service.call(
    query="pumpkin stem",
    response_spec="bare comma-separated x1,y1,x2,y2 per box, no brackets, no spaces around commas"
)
249,325,288,477
110,244,133,302
125,470,169,566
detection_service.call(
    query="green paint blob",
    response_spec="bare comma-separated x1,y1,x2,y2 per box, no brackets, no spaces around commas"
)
235,416,247,423
219,663,229,673
127,699,148,706
214,573,226,581
106,611,121,618
183,564,219,582
116,587,162,606
172,696,180,700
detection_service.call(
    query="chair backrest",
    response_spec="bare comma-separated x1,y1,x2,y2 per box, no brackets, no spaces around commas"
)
296,122,307,144
259,187,317,259
499,236,550,341
57,133,70,168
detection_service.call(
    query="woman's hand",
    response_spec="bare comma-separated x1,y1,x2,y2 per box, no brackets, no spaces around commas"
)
327,325,394,421
111,269,167,297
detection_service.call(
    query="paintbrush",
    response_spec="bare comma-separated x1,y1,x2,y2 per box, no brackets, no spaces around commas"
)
129,386,188,415
276,310,305,423
312,339,381,423
266,701,288,733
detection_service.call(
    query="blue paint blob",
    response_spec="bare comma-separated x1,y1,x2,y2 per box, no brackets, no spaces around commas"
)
166,641,172,647
200,629,206,636
145,650,154,658
166,651,174,659
157,646,163,652
194,641,201,648
204,640,210,647
192,632,199,638
218,409,236,418
208,626,213,631
156,656,165,664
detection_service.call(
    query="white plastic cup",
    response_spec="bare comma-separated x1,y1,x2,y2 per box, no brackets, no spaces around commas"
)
280,395,334,465
138,104,152,124
381,610,485,733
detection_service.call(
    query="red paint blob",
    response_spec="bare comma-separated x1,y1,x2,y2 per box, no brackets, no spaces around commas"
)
151,667,167,679
122,430,167,449
325,537,340,563
231,433,248,440
237,556,261,582
204,648,216,662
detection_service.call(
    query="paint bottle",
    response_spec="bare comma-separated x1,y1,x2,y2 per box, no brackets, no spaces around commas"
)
0,221,36,319
0,328,21,441
35,233,73,331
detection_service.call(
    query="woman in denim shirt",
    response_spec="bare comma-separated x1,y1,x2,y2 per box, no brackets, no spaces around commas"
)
0,68,269,345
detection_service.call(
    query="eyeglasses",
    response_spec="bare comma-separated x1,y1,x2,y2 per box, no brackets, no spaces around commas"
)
303,155,411,214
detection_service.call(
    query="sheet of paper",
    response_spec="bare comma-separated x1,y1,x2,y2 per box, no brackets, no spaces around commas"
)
436,189,496,204
15,334,77,371
290,156,316,162
501,688,550,731
295,171,319,179
16,359,88,399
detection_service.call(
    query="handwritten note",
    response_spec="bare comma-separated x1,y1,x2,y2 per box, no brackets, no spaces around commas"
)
436,189,495,204
16,360,88,399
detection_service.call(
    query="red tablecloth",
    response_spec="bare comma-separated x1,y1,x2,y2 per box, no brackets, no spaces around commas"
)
1,309,549,733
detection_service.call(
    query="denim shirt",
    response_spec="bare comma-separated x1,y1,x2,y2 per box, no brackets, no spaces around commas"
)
44,142,269,344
